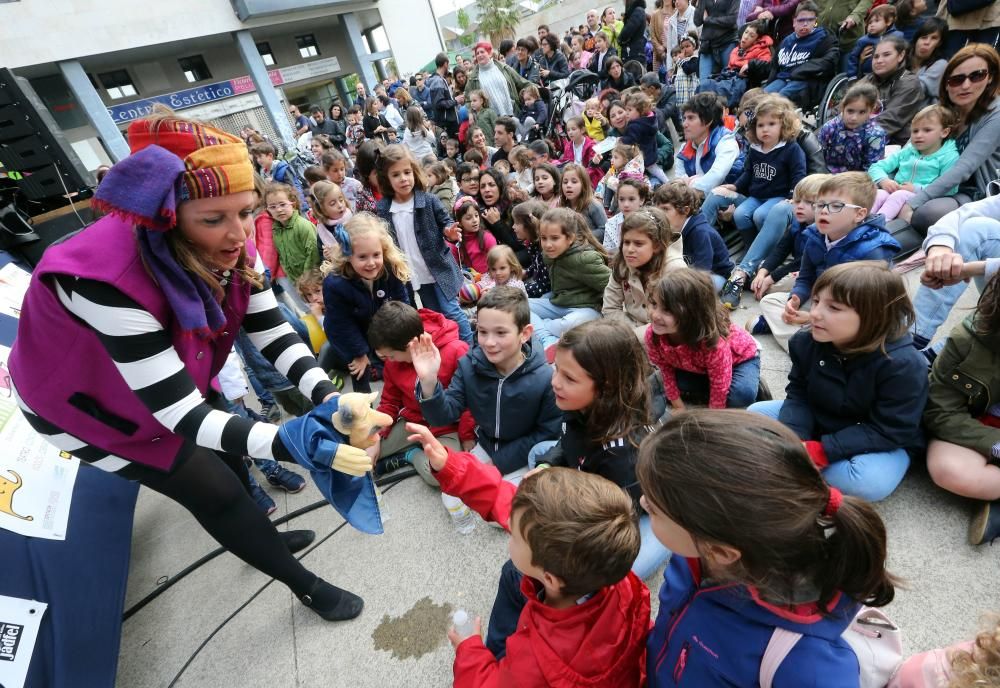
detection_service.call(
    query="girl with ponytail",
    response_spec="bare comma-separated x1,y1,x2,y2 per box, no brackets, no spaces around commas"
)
638,409,898,687
320,212,410,392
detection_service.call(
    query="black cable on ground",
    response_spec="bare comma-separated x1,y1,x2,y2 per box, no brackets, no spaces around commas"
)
122,468,417,621
165,478,405,688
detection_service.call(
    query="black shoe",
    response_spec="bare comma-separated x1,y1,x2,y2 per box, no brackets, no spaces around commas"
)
720,272,746,310
299,577,364,621
280,529,316,554
755,378,773,402
969,500,1000,546
374,453,412,477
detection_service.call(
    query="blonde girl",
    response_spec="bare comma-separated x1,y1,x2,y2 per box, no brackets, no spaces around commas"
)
402,105,436,161
602,207,685,333
374,144,472,344
478,244,526,293
597,141,642,213
321,212,410,393
511,199,550,298
528,207,610,353
559,162,607,241
311,180,353,258
508,145,533,193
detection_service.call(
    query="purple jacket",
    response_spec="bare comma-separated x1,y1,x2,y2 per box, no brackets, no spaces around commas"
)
9,215,251,471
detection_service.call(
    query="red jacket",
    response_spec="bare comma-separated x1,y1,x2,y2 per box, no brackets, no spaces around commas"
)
727,35,774,70
435,450,651,688
253,212,285,279
377,309,475,441
557,136,605,190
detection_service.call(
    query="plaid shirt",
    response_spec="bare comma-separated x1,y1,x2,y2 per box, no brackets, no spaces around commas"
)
672,56,699,106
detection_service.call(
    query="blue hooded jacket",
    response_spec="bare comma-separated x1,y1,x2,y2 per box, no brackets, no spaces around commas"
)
682,212,734,278
791,216,900,303
321,270,410,362
621,113,661,170
773,27,832,80
648,556,863,687
417,337,562,474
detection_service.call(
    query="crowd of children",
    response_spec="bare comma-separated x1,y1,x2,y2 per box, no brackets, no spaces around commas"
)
219,10,1000,684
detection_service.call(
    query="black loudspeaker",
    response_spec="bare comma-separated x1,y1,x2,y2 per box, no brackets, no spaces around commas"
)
0,68,94,205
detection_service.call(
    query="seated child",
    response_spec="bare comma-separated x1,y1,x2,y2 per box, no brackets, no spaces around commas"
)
745,174,830,334
310,181,352,258
511,200,552,298
252,141,308,207
508,145,534,194
647,269,761,410
516,84,549,142
528,139,553,167
455,162,480,201
582,98,608,142
653,181,734,291
758,172,900,352
764,1,838,105
531,162,561,208
698,21,773,109
847,4,903,79
404,423,649,687
414,286,562,477
463,148,485,170
444,138,463,164
597,142,644,222
925,266,1000,546
529,208,611,353
558,163,607,241
641,410,898,687
817,82,887,174
426,161,456,210
891,616,1000,687
265,182,320,287
530,320,670,580
366,301,475,485
751,262,927,502
869,104,960,221
603,207,686,333
450,196,497,275
321,213,409,393
478,245,527,294
621,92,669,185
556,116,603,189
603,179,651,254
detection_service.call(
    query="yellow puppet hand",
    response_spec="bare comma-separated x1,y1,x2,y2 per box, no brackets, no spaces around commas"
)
332,443,374,477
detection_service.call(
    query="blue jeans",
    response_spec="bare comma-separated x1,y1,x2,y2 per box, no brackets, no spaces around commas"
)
698,42,737,82
914,216,1000,342
764,78,809,103
528,440,558,467
734,196,784,235
529,294,601,348
417,282,473,344
674,354,761,408
633,514,671,580
486,559,524,659
236,332,294,393
736,201,793,276
748,400,911,502
702,191,746,231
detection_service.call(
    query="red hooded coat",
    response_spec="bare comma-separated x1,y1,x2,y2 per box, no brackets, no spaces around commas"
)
435,449,651,688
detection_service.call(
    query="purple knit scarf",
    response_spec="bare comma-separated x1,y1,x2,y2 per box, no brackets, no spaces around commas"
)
93,145,226,339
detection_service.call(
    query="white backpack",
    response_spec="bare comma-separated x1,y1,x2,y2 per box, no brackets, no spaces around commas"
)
759,607,903,688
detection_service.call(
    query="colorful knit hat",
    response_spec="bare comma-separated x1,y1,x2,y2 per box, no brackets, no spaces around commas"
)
91,116,255,339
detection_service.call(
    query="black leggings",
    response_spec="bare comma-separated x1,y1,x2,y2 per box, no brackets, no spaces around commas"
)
120,444,316,596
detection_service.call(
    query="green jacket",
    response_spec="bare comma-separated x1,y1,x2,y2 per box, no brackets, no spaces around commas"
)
869,140,960,191
474,106,498,146
465,61,532,117
817,0,872,53
546,242,611,310
272,210,320,282
925,316,1000,458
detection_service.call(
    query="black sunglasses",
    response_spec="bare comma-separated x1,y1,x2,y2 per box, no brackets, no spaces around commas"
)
945,68,991,88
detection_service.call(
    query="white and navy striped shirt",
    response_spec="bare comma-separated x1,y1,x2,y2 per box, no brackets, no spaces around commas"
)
18,255,333,467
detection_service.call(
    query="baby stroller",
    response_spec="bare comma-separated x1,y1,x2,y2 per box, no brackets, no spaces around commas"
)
545,69,601,142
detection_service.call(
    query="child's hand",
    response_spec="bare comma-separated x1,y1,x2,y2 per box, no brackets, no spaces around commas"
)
308,301,325,319
859,45,875,64
348,354,369,378
444,223,461,241
879,179,900,193
405,423,449,471
899,182,915,192
447,614,482,648
408,333,442,388
590,152,602,165
751,270,773,300
670,398,686,411
782,294,802,324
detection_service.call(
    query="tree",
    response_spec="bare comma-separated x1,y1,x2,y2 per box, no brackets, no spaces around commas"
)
475,0,522,45
456,8,476,48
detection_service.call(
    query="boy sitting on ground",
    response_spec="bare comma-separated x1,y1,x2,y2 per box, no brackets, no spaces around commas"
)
405,423,650,687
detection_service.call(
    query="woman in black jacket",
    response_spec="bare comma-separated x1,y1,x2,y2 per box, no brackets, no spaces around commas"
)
604,57,636,91
538,34,570,85
326,102,348,149
694,0,739,82
618,0,649,64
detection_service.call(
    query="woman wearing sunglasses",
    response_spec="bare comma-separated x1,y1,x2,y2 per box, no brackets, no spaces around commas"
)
904,44,1000,232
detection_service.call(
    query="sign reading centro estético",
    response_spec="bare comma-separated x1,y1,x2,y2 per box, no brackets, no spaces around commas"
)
106,56,341,124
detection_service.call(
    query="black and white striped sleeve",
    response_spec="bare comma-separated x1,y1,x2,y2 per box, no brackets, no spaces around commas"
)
242,253,338,405
52,274,279,460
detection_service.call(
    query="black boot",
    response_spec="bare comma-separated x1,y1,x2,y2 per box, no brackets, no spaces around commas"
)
299,577,364,621
969,500,1000,546
279,529,316,554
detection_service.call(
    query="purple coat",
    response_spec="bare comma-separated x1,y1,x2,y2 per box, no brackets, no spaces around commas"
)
9,215,251,471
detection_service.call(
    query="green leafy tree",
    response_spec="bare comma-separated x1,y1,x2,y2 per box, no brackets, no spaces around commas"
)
457,8,475,47
475,0,522,45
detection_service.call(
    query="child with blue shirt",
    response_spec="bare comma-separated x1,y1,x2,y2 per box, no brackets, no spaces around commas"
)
758,172,901,351
846,5,903,79
764,1,838,105
621,92,670,186
654,181,734,291
704,96,807,308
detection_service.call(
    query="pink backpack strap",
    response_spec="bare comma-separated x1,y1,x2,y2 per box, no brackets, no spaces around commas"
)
760,628,804,688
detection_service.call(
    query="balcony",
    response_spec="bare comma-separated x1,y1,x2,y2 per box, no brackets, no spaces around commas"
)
230,0,365,21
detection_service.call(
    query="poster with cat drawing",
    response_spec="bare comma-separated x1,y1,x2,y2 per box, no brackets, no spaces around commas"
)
0,345,79,540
